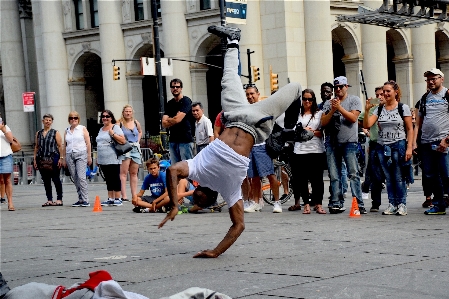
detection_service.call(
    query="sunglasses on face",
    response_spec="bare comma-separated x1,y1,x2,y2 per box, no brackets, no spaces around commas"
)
302,98,313,102
101,115,111,119
170,86,182,89
69,117,79,120
334,85,345,90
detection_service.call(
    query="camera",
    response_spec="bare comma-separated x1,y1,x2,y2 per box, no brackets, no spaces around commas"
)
294,122,314,143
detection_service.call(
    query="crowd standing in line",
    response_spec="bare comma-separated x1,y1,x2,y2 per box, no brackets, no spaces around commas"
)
63,111,92,207
118,105,143,202
33,114,64,207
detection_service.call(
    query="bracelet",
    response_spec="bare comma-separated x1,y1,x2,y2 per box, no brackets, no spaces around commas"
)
111,133,115,137
60,157,64,159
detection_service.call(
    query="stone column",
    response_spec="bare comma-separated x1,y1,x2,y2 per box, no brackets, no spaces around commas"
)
304,0,333,93
98,0,129,116
342,57,363,98
394,58,413,107
411,24,436,103
361,0,388,98
68,81,87,126
38,0,72,132
160,0,192,97
190,68,208,116
126,75,145,134
1,0,31,146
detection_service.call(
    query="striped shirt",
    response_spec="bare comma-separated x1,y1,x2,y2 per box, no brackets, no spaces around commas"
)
37,129,59,157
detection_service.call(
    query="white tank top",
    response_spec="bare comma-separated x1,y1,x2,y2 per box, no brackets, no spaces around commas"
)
65,125,87,153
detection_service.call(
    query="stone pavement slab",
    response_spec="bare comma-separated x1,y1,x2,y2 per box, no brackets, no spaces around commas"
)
1,181,448,298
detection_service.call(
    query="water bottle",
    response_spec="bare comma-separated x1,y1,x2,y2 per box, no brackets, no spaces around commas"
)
431,144,449,153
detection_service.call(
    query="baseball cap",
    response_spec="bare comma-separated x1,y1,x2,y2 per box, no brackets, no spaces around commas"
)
424,68,444,78
333,76,352,87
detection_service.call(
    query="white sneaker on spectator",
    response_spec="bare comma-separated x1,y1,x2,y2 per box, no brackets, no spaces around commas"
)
362,192,369,200
244,201,260,213
273,202,282,213
243,200,250,209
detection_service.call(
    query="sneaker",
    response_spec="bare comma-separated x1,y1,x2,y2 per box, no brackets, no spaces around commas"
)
422,198,433,208
132,206,141,213
244,201,260,213
243,200,250,209
0,198,6,204
101,200,114,206
80,201,90,207
279,194,288,202
72,201,83,207
207,25,241,41
112,199,123,206
362,192,369,200
359,207,367,214
329,205,345,214
140,208,150,213
382,203,397,215
424,206,446,215
396,203,407,216
273,202,282,213
370,206,379,212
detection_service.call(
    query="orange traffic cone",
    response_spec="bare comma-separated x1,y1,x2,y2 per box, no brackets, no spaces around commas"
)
93,195,102,213
349,197,361,218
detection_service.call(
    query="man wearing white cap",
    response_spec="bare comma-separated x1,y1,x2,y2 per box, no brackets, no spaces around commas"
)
321,76,366,214
416,68,449,215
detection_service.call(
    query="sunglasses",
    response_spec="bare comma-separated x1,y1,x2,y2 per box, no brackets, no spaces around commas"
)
170,86,182,89
302,98,313,102
101,115,111,119
334,85,345,90
69,117,79,120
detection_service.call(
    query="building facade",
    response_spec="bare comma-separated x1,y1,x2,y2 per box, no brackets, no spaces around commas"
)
1,0,449,150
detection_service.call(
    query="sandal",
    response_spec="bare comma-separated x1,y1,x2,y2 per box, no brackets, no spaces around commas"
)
42,201,55,207
303,204,311,214
8,206,15,211
316,205,327,214
55,200,63,206
288,204,301,211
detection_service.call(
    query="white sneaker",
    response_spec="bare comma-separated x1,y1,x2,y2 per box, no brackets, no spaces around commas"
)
243,200,250,209
382,203,397,215
244,201,260,213
362,192,369,200
396,203,407,216
273,202,282,213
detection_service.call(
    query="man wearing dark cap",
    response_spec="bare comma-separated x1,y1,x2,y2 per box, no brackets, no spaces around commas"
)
416,68,449,215
321,76,366,214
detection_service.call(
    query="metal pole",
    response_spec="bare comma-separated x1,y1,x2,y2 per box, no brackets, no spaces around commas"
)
151,0,165,131
219,0,227,58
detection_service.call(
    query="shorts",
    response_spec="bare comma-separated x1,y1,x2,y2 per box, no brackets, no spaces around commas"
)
118,144,142,164
247,145,274,178
187,139,250,208
141,195,157,204
0,155,13,174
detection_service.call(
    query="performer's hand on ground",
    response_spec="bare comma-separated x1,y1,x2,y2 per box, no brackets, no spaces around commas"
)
193,249,219,258
158,207,178,228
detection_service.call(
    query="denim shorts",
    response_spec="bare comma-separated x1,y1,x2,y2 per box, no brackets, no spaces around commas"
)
0,154,13,174
118,144,142,164
247,145,274,178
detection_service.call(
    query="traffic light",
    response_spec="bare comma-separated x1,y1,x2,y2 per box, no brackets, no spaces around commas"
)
113,65,120,80
252,66,260,82
269,65,278,93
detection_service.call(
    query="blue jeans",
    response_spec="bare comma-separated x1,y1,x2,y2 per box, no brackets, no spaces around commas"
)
420,142,449,209
169,142,194,164
375,140,408,206
341,161,348,194
326,142,363,207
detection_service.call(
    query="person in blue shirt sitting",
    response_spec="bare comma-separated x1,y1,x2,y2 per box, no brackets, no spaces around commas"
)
132,158,170,213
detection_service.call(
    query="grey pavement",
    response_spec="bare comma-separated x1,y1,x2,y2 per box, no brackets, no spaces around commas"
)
1,178,448,299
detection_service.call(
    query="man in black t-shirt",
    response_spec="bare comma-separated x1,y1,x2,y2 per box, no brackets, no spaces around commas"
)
162,79,194,163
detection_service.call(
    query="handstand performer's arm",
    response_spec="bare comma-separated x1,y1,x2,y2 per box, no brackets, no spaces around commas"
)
158,162,189,228
193,200,245,258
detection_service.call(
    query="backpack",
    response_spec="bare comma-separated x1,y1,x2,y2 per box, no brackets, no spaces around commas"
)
418,88,449,116
377,102,405,121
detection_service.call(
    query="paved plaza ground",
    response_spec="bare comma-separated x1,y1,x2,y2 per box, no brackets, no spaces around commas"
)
1,178,448,298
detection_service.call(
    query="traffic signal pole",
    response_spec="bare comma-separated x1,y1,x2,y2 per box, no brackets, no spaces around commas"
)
247,49,254,84
151,0,165,131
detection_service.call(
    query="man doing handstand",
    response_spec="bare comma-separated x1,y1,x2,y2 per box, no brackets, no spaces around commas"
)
158,26,303,258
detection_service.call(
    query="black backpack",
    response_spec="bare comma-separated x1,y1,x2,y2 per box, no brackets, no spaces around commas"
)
418,88,449,116
377,102,405,120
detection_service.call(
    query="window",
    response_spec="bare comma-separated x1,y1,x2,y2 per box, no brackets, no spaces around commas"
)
90,0,99,27
134,0,144,21
200,0,211,10
74,0,84,30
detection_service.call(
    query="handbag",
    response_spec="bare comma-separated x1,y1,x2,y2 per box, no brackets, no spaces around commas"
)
111,125,132,156
10,137,21,153
38,157,53,171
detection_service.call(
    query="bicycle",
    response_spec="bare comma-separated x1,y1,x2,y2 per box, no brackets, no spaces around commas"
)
261,158,294,206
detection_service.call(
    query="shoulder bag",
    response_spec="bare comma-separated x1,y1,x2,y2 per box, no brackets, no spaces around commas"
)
10,137,21,153
111,125,132,156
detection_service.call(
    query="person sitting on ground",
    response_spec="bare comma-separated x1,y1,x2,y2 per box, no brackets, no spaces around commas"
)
132,158,170,213
178,178,196,206
158,25,305,258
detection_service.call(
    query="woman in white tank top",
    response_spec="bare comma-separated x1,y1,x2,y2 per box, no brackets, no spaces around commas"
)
62,111,92,207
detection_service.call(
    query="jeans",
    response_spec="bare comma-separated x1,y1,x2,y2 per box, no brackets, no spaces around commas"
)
39,155,63,201
169,142,194,164
420,142,449,208
326,142,363,207
341,161,348,194
375,140,408,206
362,141,383,208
